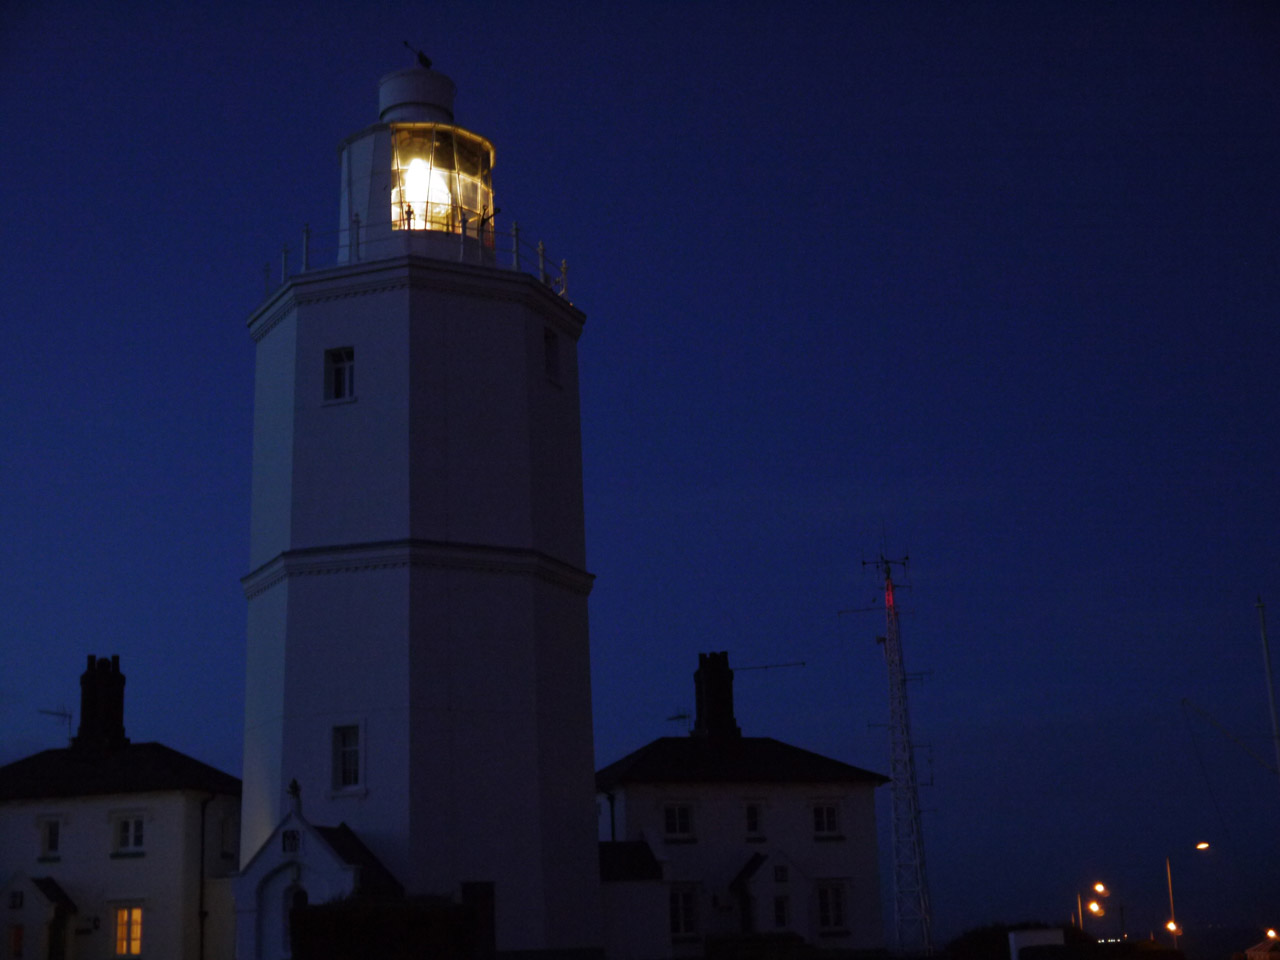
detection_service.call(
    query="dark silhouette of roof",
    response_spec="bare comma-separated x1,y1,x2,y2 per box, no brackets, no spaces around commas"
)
30,877,77,913
599,840,663,882
0,742,240,801
596,736,888,791
315,823,404,898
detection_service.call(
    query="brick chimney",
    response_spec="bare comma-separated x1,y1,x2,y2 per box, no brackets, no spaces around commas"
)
72,654,129,750
693,651,740,739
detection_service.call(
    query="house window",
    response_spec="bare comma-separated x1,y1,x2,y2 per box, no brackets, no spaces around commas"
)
281,829,300,854
669,885,698,938
331,725,361,790
745,803,762,838
114,906,142,956
39,819,60,860
324,347,355,401
773,895,789,929
112,816,145,857
543,328,561,383
663,803,694,841
813,802,840,838
816,883,846,931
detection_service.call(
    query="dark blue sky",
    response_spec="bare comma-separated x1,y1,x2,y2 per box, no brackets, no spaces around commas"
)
3,1,1279,947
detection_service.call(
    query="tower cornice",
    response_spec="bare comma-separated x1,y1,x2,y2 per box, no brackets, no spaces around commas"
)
248,255,585,344
241,538,595,600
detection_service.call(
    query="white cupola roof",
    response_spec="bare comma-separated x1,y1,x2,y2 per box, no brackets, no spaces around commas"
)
378,64,456,123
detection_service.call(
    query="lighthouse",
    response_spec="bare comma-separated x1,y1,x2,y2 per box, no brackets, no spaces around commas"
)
235,59,601,958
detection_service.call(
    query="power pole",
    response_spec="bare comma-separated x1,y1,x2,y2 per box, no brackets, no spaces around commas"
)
867,555,933,955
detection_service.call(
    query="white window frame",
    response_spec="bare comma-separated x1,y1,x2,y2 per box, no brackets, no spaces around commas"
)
816,882,846,932
110,812,146,858
330,722,366,795
662,802,694,842
744,800,764,839
669,884,698,938
812,801,841,838
38,816,62,861
324,347,356,403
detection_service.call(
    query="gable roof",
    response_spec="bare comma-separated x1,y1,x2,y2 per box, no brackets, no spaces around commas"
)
315,824,404,897
0,742,241,801
596,736,887,791
599,840,663,882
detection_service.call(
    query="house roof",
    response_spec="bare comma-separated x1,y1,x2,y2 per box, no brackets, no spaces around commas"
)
31,877,77,912
599,840,663,882
0,742,241,802
315,823,404,897
596,736,888,791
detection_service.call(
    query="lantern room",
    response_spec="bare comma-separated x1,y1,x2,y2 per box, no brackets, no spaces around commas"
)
390,123,494,233
336,60,499,264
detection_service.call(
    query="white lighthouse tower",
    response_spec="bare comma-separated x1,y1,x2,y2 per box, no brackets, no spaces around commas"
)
236,59,601,958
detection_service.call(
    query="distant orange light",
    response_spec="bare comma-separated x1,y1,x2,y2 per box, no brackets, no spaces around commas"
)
1267,929,1277,940
1093,883,1109,896
1088,901,1104,915
1195,842,1210,850
1166,921,1179,934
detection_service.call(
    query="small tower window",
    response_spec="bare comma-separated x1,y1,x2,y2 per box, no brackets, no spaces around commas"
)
331,725,361,790
324,348,355,402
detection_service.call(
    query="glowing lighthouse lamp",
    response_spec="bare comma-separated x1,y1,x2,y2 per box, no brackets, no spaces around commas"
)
390,124,493,236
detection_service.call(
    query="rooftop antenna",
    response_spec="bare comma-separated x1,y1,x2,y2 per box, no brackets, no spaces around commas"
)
38,706,73,743
863,554,933,955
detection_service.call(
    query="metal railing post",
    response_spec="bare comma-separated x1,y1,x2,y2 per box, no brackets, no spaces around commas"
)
302,224,310,272
512,222,520,272
263,263,270,297
281,245,289,283
537,241,546,284
560,260,568,298
352,213,361,261
459,213,468,261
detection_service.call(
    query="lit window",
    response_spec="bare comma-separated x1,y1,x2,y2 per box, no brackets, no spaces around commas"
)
813,803,840,838
324,348,355,402
663,803,693,841
331,725,361,790
669,886,697,938
817,883,845,931
114,906,142,956
112,816,145,856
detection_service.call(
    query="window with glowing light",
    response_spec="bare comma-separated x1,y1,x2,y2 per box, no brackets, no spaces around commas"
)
114,906,142,956
390,124,494,236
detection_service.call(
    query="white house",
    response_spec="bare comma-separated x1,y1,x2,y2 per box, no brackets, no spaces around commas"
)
236,57,602,959
596,653,888,959
0,655,241,960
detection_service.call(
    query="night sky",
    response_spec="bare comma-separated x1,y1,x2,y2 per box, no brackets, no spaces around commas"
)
3,1,1279,948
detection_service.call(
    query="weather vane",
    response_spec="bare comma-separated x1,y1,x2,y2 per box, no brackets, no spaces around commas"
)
403,41,432,70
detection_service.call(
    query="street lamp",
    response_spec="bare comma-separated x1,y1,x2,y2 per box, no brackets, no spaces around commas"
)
1166,842,1211,949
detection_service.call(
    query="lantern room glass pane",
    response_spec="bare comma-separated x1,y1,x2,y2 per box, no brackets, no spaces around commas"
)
391,123,494,234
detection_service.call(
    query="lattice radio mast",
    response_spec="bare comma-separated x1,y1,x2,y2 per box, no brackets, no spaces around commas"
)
866,554,933,955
